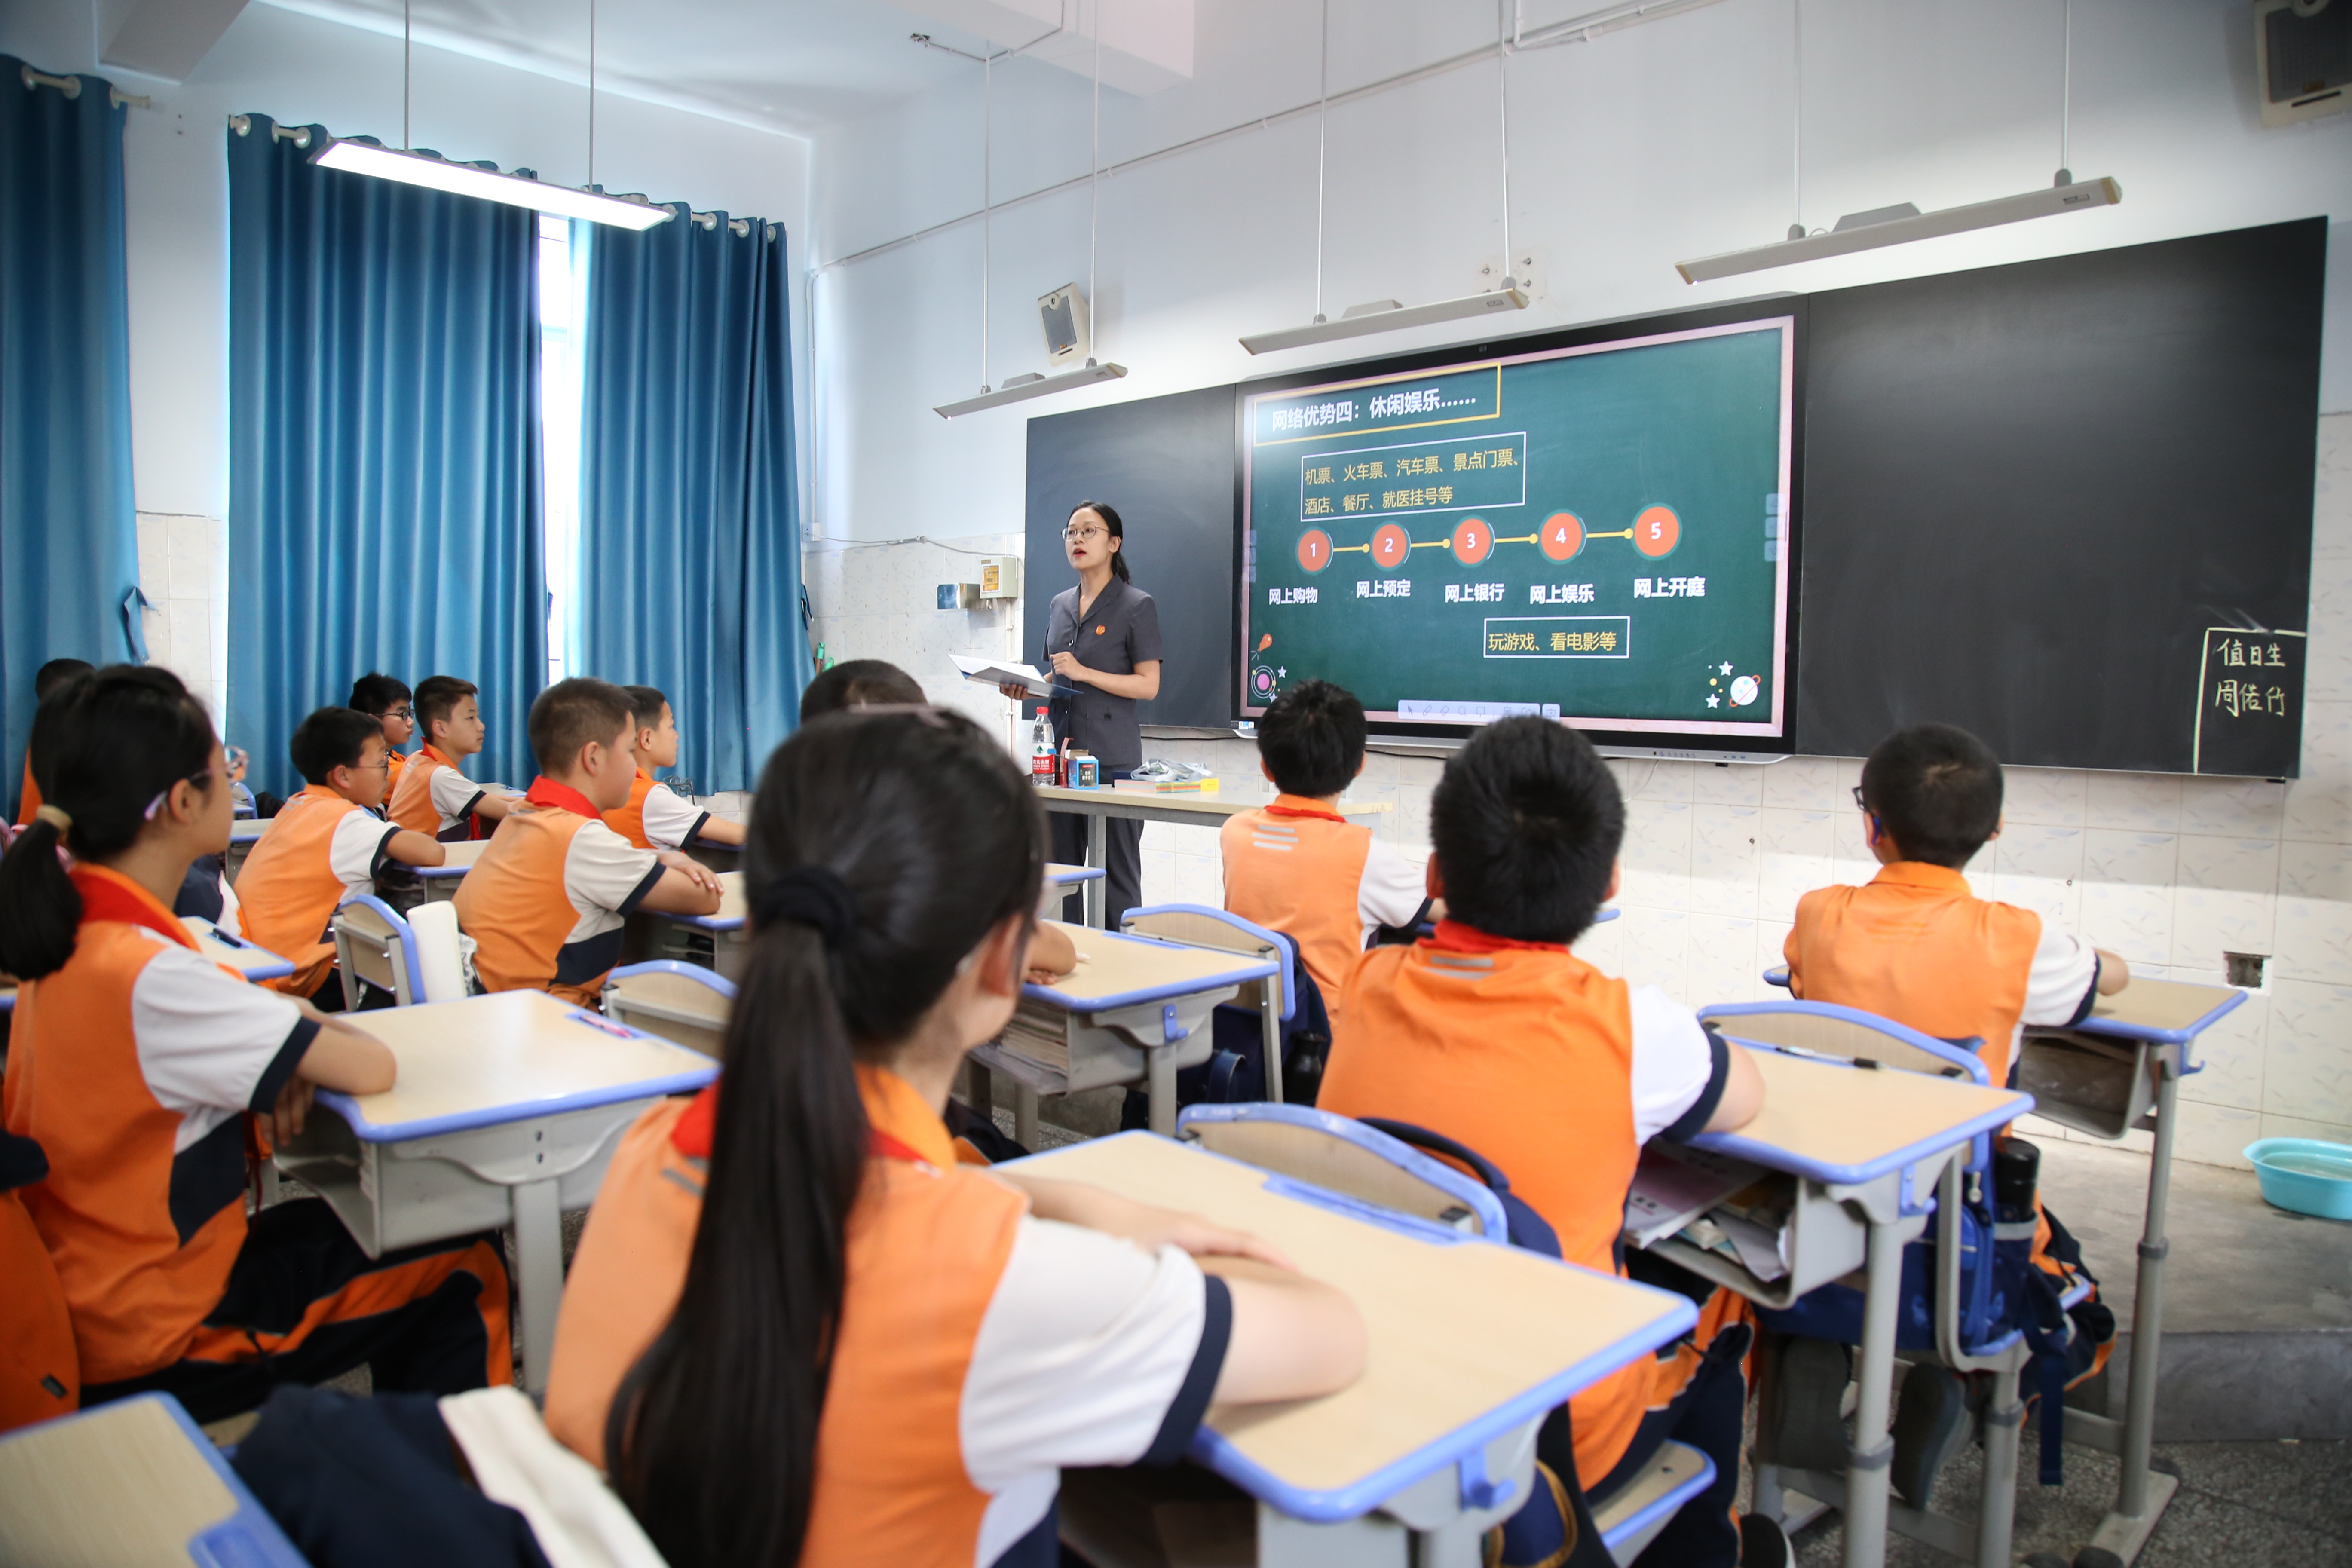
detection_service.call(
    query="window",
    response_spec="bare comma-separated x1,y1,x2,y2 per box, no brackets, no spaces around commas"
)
538,214,586,684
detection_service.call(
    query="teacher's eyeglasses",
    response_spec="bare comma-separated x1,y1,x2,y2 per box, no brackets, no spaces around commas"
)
1062,525,1107,543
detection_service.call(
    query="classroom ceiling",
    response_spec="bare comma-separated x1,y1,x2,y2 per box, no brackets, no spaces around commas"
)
254,0,1006,135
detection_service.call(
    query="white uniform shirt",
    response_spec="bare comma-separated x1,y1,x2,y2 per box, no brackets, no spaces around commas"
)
428,763,489,838
1626,985,1735,1142
1356,837,1431,940
635,781,710,852
557,819,666,949
127,931,314,1153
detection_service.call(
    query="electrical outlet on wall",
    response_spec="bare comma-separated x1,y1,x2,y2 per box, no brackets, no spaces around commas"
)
1477,250,1541,299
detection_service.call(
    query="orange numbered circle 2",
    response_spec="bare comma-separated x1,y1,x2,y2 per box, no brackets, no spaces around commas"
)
1371,523,1411,570
1451,518,1494,566
1540,511,1584,562
1296,528,1334,574
1633,505,1681,558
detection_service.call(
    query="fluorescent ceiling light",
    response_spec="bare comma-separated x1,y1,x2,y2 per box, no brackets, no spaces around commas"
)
934,359,1127,419
1240,287,1529,356
310,138,674,230
1675,176,2121,284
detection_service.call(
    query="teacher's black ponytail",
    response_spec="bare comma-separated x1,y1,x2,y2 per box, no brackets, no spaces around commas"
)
1074,499,1130,582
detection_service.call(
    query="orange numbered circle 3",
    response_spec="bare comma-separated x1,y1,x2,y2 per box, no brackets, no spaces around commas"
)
1633,505,1681,558
1540,511,1584,562
1297,528,1334,574
1371,523,1412,570
1451,518,1494,566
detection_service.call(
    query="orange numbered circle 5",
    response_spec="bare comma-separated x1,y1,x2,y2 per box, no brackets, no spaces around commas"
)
1296,528,1334,573
1451,518,1494,566
1371,523,1412,570
1633,505,1681,558
1540,512,1584,562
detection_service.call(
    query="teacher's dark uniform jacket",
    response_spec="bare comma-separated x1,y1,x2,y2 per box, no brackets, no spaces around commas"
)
1042,576,1161,930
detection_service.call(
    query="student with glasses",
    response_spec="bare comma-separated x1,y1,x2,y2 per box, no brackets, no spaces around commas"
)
1000,500,1162,928
349,673,416,788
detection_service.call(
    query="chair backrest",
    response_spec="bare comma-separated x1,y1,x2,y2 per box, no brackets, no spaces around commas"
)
1176,1103,1508,1239
332,895,423,1007
1697,1000,1989,1084
1121,903,1294,1021
603,962,737,1058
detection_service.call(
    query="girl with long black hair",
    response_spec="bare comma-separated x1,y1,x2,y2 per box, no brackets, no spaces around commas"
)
547,706,1364,1568
0,665,512,1421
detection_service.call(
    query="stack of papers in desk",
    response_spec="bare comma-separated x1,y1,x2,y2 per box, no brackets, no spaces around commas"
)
1625,1144,1794,1283
999,999,1071,1074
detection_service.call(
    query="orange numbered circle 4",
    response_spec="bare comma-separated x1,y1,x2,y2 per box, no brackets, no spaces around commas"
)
1371,523,1412,570
1297,527,1334,574
1540,511,1584,562
1451,518,1494,566
1633,505,1681,558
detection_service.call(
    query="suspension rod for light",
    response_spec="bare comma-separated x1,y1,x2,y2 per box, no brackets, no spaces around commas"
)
310,138,673,227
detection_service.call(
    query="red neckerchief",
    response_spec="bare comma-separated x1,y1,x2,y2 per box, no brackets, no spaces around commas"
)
523,776,600,817
1263,799,1347,824
69,864,199,951
420,743,459,771
668,1085,933,1168
1423,917,1569,956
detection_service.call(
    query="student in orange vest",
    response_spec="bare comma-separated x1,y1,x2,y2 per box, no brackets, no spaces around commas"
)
14,657,93,827
349,673,415,789
0,666,511,1422
1774,722,2127,1506
386,676,518,842
602,686,748,853
235,707,449,1004
456,679,723,1006
1317,717,1780,1568
1221,680,1431,1041
546,707,1367,1568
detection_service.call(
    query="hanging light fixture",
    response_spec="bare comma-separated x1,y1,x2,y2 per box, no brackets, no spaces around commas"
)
1240,0,1528,355
1675,0,2114,284
937,4,1128,418
312,0,671,230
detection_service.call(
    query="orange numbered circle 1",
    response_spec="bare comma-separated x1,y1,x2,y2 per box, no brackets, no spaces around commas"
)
1451,517,1494,566
1296,527,1334,573
1633,505,1681,558
1371,523,1411,570
1540,511,1584,562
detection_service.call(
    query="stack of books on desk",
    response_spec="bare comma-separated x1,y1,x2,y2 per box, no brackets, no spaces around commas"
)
999,999,1072,1074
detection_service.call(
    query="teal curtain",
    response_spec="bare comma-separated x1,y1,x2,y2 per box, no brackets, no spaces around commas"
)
0,58,140,812
227,116,544,796
578,209,803,793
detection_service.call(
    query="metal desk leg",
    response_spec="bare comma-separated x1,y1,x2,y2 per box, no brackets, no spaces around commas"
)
962,1058,995,1126
510,1178,564,1394
1014,1086,1041,1151
1977,1363,2025,1568
1260,981,1285,1106
1844,1215,1903,1568
1148,1046,1179,1137
1084,811,1108,929
2083,1061,2183,1565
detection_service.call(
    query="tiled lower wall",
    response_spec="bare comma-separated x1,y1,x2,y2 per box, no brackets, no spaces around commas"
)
806,417,2351,1170
135,512,229,729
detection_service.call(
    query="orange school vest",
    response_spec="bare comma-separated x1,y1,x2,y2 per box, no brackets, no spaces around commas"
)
385,748,409,787
0,1177,78,1432
387,743,477,841
547,1067,1025,1568
15,756,37,827
603,770,659,851
1785,862,2043,1083
1320,925,1656,1488
1220,796,1377,1039
453,780,620,1007
1,868,258,1384
233,784,371,998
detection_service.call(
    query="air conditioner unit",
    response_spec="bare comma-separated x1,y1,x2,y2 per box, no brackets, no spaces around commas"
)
2256,0,2350,127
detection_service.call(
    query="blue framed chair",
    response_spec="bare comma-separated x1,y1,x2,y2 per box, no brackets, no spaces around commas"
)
1120,905,1323,1106
329,894,468,1008
1176,1103,1718,1566
601,961,737,1059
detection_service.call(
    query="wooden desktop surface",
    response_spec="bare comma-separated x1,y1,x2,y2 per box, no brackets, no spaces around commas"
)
335,990,710,1131
1010,1133,1684,1496
1045,861,1102,883
1715,1048,2027,1175
182,920,293,978
0,1398,238,1562
1035,920,1272,1007
419,839,491,873
1032,785,1391,820
2084,977,2239,1035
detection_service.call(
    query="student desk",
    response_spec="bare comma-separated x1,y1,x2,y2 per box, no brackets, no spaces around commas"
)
679,834,740,875
225,817,270,884
2015,978,2243,1567
1645,1044,2029,1568
182,917,297,984
0,1392,309,1566
1043,860,1104,914
1031,786,1392,927
271,989,716,1394
1011,1131,1697,1567
970,921,1277,1144
413,837,491,903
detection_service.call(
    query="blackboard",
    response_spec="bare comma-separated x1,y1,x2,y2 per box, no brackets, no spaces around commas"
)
1024,385,1239,729
1794,218,2325,774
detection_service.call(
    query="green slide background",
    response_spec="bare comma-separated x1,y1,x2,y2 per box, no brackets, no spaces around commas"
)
1243,326,1788,730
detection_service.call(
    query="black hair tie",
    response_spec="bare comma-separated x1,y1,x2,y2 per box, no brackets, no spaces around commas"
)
755,864,858,949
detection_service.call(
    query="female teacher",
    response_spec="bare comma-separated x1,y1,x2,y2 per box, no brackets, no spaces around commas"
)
1004,499,1161,927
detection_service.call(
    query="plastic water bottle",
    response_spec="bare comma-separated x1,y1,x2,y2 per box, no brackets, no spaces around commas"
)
1030,708,1055,787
